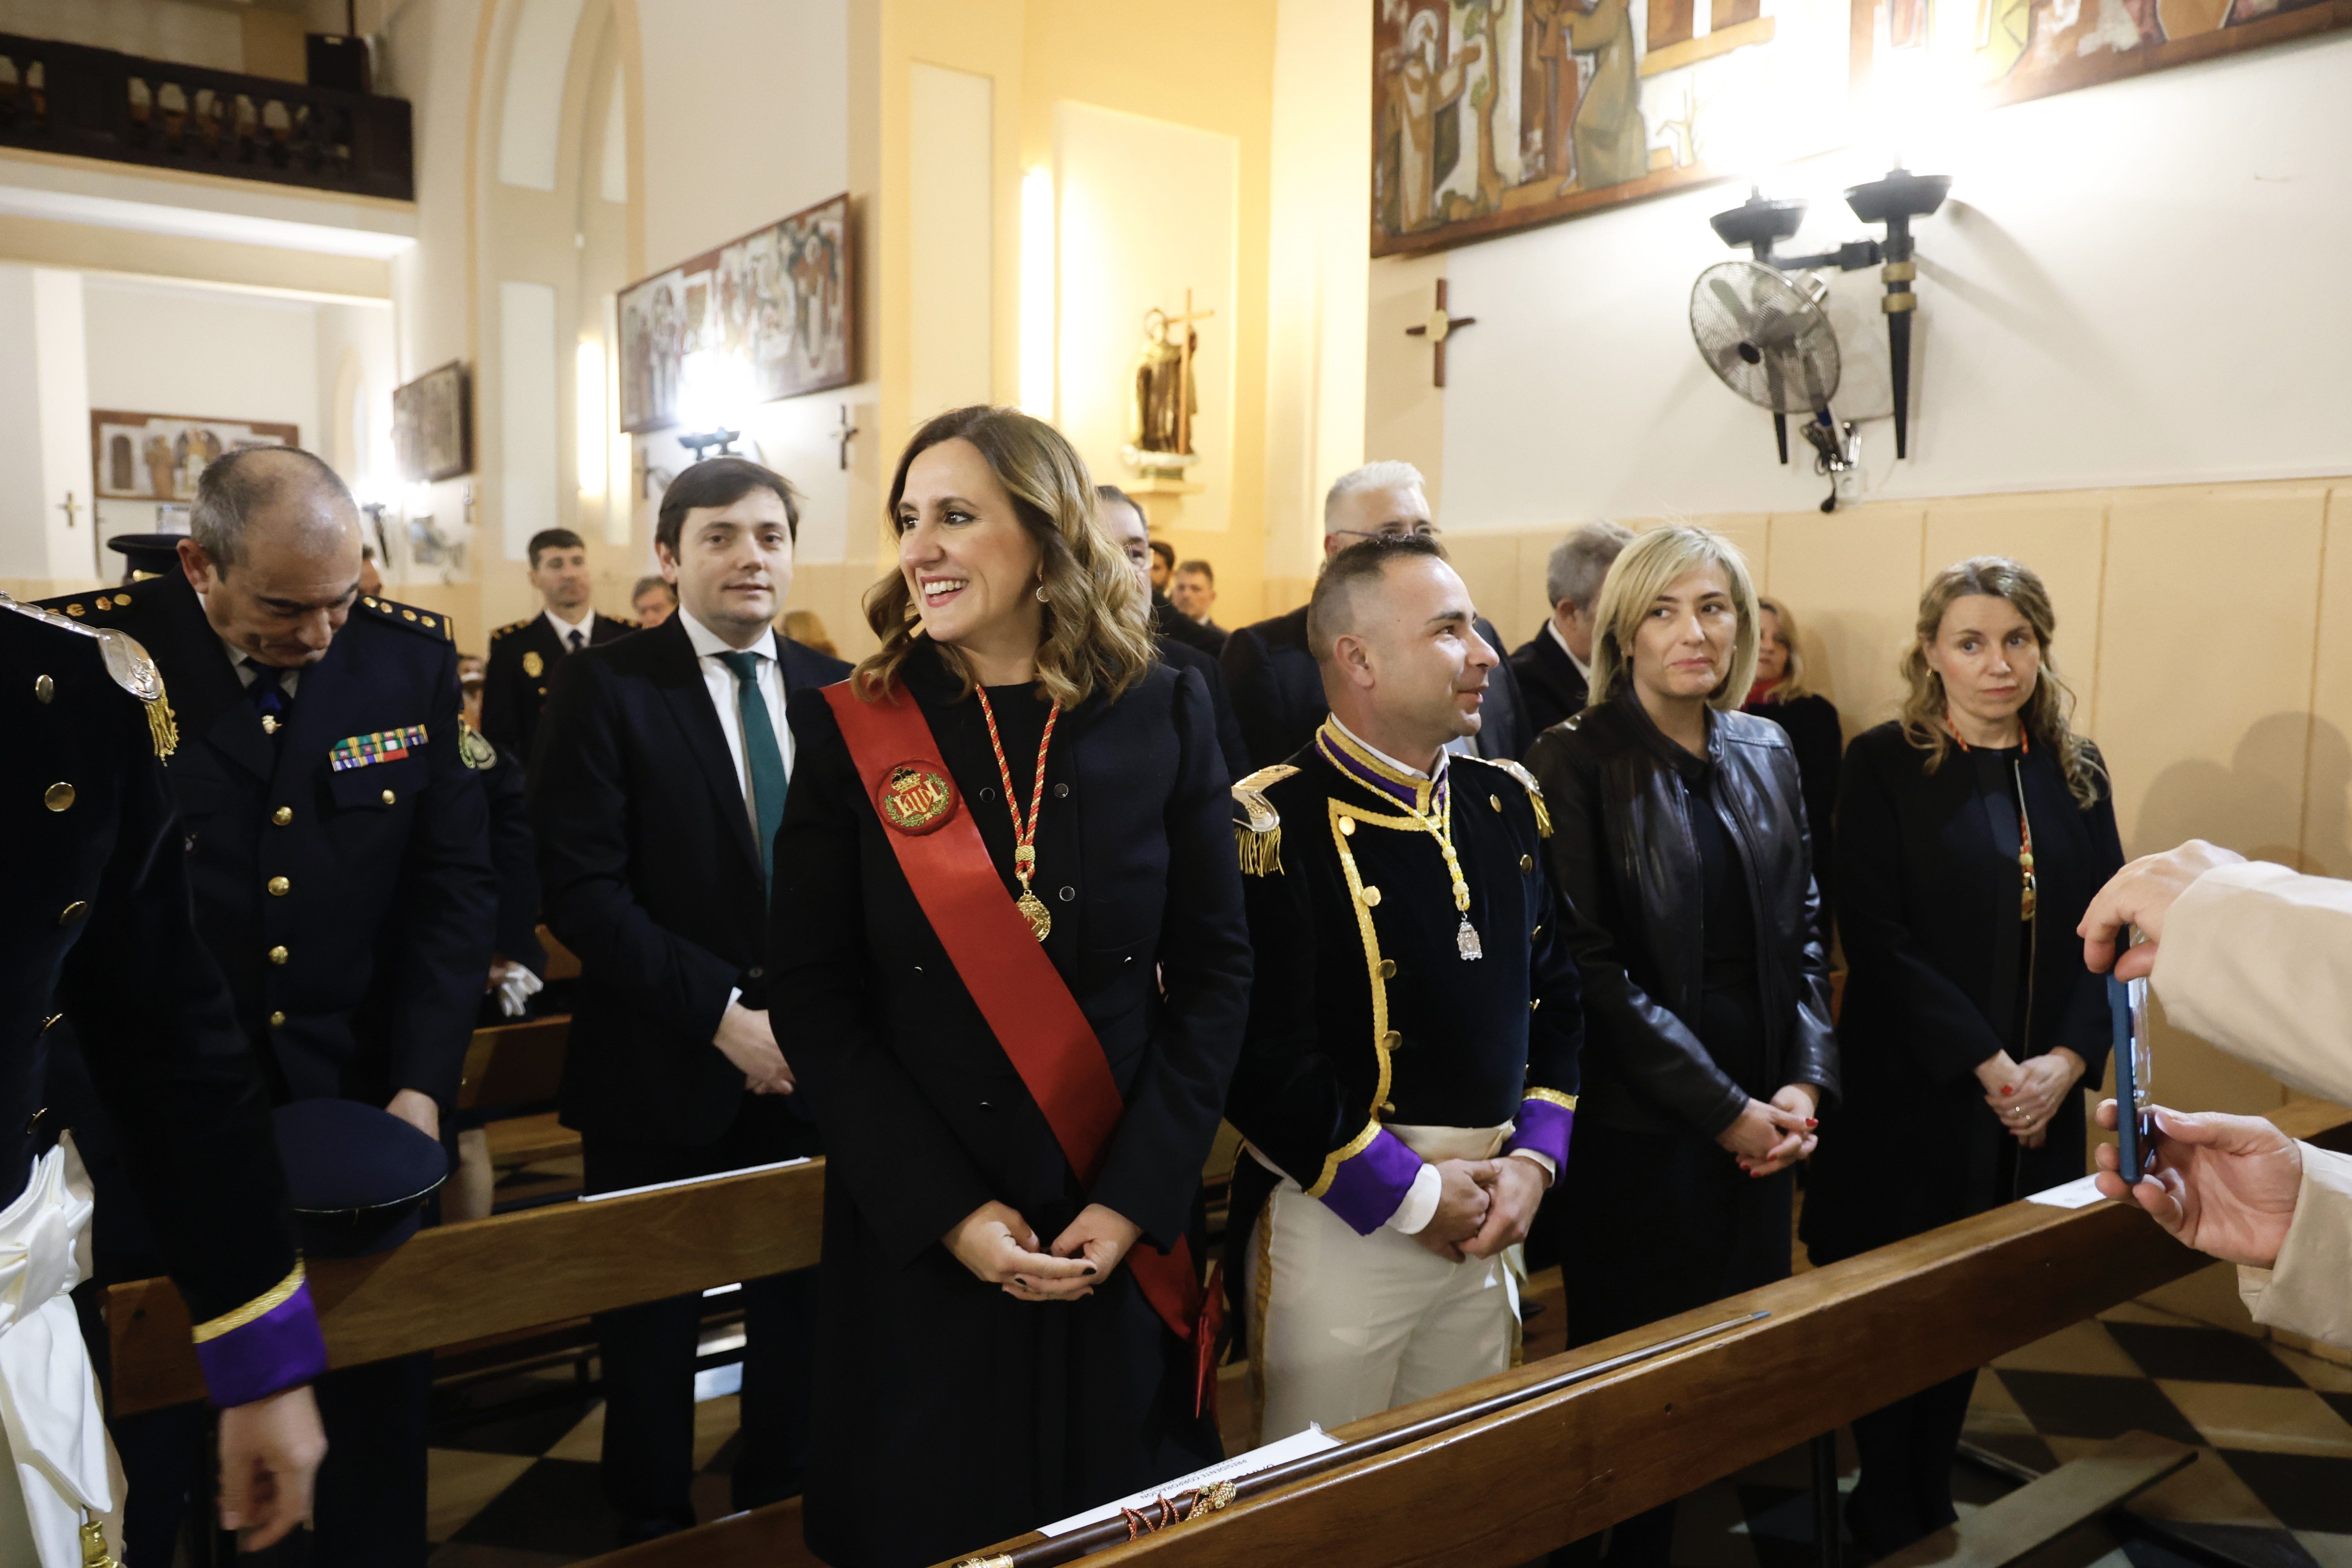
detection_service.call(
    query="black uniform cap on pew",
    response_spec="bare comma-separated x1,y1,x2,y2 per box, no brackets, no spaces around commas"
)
272,1099,448,1258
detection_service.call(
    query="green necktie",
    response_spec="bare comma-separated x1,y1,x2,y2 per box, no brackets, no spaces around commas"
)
717,650,787,884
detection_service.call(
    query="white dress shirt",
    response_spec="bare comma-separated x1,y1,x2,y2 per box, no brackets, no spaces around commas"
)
678,607,793,831
543,606,597,651
216,631,303,699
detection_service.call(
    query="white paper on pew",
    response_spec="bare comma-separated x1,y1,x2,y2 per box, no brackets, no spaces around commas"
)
576,1157,811,1203
1036,1424,1342,1537
2025,1174,2106,1209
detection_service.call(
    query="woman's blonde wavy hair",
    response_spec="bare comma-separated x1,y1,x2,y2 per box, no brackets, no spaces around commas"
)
1899,555,2106,808
853,405,1156,710
1754,596,1815,701
1589,524,1762,713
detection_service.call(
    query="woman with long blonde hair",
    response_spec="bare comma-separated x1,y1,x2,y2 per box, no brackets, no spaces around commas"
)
1527,525,1836,1568
769,406,1250,1568
1743,595,1844,907
1803,555,2121,1557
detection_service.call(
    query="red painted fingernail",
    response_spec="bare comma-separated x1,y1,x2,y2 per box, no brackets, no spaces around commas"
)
1806,1118,1818,1127
2002,1086,2014,1096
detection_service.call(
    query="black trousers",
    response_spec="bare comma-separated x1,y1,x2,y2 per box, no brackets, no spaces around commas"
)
581,1094,821,1544
1846,1368,1977,1555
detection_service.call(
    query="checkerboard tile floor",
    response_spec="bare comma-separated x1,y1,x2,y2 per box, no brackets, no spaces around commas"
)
422,1263,2352,1566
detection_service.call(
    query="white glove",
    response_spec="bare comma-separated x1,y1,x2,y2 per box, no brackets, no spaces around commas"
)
491,962,544,1019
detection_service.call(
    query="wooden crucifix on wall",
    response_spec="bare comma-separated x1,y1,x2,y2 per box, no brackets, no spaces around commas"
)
1404,279,1476,388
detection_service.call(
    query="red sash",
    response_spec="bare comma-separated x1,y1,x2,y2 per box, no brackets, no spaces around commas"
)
822,680,1217,1408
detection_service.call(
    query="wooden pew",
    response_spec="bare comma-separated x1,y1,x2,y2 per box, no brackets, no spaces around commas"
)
456,1015,571,1113
570,1098,2352,1568
107,1158,824,1415
1877,1431,2194,1568
483,1110,580,1167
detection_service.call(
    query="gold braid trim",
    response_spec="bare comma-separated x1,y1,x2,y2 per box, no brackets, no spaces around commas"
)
1234,822,1283,877
1524,1087,1580,1111
1304,1117,1383,1200
1484,758,1552,838
146,696,179,763
1231,764,1297,878
191,1261,306,1343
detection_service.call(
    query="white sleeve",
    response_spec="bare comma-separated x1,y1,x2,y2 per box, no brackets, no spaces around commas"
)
2153,863,2352,1107
1383,1163,1445,1235
2237,1143,2352,1350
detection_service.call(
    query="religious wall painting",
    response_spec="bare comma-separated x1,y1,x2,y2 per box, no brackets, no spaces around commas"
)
90,410,298,502
1370,0,2352,256
617,192,857,433
392,361,472,483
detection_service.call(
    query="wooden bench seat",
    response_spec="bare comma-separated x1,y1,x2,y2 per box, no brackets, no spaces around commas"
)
484,1111,581,1168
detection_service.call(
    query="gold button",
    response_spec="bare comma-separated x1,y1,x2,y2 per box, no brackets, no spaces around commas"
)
58,902,87,925
268,945,289,965
401,609,417,621
272,806,293,826
34,675,53,702
1519,853,1534,873
261,714,279,735
65,603,83,617
1490,794,1501,811
44,782,75,812
1339,818,1356,837
268,1011,287,1027
1380,1029,1402,1050
1361,884,1381,907
381,789,396,805
267,876,290,896
1378,959,1397,980
1378,1099,1397,1118
421,615,437,628
363,597,377,607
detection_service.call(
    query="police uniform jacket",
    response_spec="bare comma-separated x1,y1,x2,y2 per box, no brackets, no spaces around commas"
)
46,573,497,1110
1221,603,1536,773
1224,721,1584,1239
5,599,323,1405
481,609,634,766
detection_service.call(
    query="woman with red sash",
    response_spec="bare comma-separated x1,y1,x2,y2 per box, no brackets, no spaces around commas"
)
771,405,1251,1568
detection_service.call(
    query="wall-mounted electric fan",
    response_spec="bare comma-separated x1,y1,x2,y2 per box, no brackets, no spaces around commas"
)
1690,260,1858,512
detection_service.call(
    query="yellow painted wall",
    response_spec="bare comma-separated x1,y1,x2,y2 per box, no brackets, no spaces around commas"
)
1439,475,2352,1123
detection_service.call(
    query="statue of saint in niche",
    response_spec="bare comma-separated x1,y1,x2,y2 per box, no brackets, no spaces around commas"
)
1125,293,1212,473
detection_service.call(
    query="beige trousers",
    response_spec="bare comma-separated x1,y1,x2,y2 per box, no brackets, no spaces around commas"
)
1243,1124,1520,1445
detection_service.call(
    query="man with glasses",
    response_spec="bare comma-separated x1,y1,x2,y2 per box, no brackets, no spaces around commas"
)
1222,461,1533,771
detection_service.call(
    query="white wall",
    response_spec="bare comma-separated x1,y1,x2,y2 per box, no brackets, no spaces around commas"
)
0,0,243,70
1423,31,2352,532
82,276,323,544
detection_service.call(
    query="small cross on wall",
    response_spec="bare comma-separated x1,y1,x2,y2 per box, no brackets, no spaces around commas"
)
1404,279,1477,388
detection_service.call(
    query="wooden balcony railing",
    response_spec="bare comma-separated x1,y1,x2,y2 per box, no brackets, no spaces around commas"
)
0,31,412,201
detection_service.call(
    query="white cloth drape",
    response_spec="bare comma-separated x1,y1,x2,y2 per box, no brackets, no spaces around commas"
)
0,1136,115,1566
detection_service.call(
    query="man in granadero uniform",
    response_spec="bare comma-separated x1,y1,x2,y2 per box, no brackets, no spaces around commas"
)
5,593,327,1563
1224,534,1584,1442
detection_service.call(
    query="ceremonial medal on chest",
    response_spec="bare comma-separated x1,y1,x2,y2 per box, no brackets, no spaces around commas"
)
975,687,1063,943
877,762,957,835
1410,782,1483,961
522,650,544,677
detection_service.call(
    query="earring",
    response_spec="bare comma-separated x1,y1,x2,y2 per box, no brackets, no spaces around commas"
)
1035,584,1050,604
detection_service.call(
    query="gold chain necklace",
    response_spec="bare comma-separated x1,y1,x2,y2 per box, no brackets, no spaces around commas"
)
1403,777,1482,961
974,686,1062,942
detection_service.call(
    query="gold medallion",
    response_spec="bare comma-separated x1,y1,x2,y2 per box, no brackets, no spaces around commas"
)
521,650,544,677
1016,889,1053,942
459,726,498,771
878,762,956,834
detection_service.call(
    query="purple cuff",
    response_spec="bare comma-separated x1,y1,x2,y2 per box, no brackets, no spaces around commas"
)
195,1281,329,1408
1316,1128,1425,1236
1505,1097,1575,1172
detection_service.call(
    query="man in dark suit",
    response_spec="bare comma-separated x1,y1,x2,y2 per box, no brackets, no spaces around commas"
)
1096,485,1249,780
1169,558,1228,652
481,526,635,764
533,457,848,1543
46,446,495,1566
1507,520,1633,741
1221,461,1534,771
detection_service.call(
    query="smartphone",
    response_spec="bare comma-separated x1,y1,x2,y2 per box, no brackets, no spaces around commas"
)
2107,972,2155,1181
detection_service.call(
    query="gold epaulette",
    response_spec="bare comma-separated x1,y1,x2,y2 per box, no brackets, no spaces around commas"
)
1479,757,1552,838
1,594,177,760
489,619,530,640
1231,764,1298,877
358,595,454,640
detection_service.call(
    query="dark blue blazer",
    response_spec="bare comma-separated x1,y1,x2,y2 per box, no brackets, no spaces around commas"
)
47,573,496,1109
532,614,851,1145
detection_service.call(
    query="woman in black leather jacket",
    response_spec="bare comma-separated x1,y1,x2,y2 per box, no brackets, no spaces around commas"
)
1527,525,1837,1568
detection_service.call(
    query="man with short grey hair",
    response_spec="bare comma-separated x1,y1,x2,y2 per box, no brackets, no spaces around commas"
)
47,445,494,1565
1510,521,1634,739
1221,461,1534,770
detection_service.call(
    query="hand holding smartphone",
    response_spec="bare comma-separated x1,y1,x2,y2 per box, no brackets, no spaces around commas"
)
2107,970,2155,1181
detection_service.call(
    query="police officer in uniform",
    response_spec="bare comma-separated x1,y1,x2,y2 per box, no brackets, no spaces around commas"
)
480,526,635,764
1223,535,1583,1443
5,593,327,1562
44,446,495,1566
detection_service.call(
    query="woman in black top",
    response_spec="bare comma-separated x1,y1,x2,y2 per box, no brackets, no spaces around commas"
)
772,407,1250,1568
1527,525,1838,1568
1803,555,2122,1558
1743,595,1842,902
